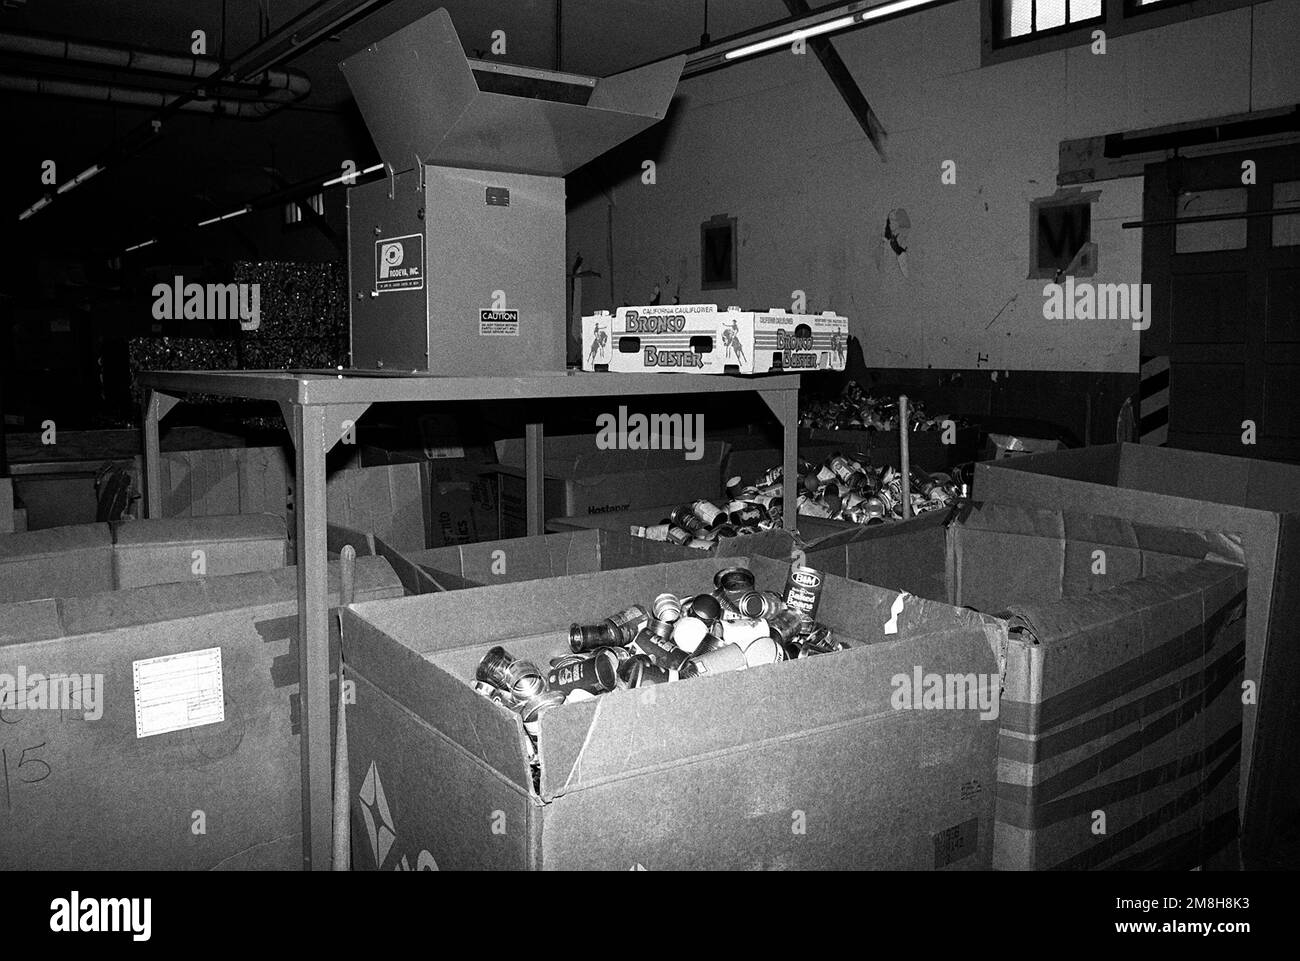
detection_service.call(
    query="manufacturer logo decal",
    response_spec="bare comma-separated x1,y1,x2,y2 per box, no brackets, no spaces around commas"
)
359,760,397,868
374,234,424,292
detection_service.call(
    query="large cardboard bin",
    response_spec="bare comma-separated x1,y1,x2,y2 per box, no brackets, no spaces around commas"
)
0,556,402,870
806,501,1248,870
342,556,1002,870
975,443,1300,856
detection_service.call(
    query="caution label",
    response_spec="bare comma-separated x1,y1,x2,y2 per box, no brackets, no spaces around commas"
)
480,309,519,336
374,234,424,292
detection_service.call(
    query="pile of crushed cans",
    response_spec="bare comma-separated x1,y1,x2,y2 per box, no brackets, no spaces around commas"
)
472,565,845,771
627,454,966,549
799,381,965,432
787,456,965,524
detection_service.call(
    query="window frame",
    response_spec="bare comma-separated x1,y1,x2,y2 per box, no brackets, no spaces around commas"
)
981,0,1260,67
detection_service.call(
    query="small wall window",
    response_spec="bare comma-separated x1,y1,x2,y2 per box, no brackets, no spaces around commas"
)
1029,193,1097,279
983,0,1257,66
997,0,1102,44
701,214,737,291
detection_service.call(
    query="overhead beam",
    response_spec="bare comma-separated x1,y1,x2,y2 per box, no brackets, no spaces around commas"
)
782,0,888,160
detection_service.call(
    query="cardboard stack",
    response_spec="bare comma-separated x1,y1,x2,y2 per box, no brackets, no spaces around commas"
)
805,501,1248,870
0,514,287,603
0,556,403,870
342,555,1001,870
975,443,1300,859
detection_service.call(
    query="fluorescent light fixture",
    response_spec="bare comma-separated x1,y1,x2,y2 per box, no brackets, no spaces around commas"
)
196,206,250,227
857,0,937,24
718,0,941,64
724,15,855,60
124,238,156,252
322,161,386,188
55,164,104,195
17,195,52,221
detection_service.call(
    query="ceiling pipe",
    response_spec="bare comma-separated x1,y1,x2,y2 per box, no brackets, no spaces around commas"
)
0,30,310,114
0,74,303,117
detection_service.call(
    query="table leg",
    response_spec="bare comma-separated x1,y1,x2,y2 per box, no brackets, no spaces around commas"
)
293,403,333,870
142,392,163,518
525,420,544,536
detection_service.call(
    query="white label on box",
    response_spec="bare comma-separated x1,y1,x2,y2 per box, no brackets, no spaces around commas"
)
133,647,225,738
480,309,520,336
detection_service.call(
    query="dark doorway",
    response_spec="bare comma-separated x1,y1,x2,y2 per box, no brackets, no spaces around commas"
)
1142,145,1300,463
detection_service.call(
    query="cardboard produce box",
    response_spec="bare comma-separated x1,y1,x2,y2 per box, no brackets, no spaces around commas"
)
0,555,403,870
494,435,728,539
582,305,848,374
975,443,1300,858
342,555,1001,870
0,523,115,603
149,446,291,520
324,463,428,552
805,501,1248,870
112,513,288,589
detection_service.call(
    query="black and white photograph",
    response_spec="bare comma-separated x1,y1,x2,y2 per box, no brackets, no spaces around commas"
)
0,0,1295,937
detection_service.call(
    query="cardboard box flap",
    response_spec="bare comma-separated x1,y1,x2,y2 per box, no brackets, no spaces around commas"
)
957,502,1245,565
999,560,1247,650
1117,444,1252,505
0,598,64,646
111,512,286,547
340,608,533,790
1245,458,1300,512
0,522,111,561
43,555,401,637
410,529,605,583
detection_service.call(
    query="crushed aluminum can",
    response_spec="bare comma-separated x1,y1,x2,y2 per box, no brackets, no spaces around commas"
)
684,593,723,624
714,566,756,602
766,608,809,647
737,589,784,620
680,642,747,679
516,689,566,724
617,653,672,688
665,526,693,546
691,499,727,529
651,593,683,622
546,648,622,696
632,625,690,672
669,506,706,533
